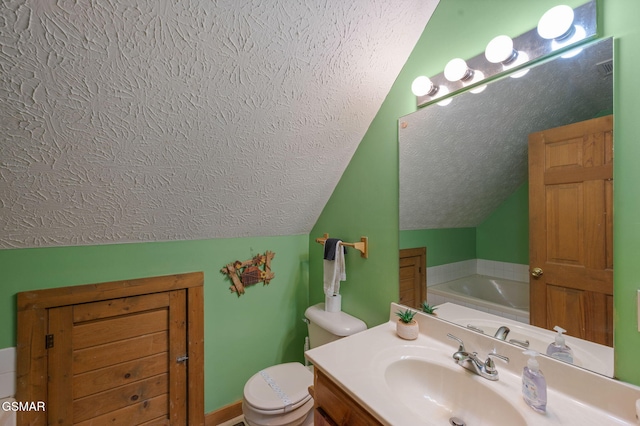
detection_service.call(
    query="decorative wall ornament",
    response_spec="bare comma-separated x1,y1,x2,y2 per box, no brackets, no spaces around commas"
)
221,251,275,295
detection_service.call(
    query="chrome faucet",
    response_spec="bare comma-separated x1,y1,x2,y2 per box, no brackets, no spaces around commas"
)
447,334,509,381
508,338,530,348
494,326,510,341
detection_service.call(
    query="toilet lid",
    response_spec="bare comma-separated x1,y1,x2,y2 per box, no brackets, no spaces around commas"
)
244,362,313,413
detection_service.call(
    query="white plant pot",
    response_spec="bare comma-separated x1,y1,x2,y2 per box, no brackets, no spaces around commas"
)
396,319,419,340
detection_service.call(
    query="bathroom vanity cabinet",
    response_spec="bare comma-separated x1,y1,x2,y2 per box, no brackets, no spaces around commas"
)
312,368,383,426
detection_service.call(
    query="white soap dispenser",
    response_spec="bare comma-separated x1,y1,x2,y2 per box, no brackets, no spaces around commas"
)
546,325,574,363
522,350,547,413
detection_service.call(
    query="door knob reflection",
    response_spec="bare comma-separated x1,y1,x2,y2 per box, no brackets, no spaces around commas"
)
531,267,544,278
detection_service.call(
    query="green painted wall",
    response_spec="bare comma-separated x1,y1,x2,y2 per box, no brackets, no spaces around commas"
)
476,183,529,264
399,228,475,267
307,111,399,327
399,183,527,267
0,235,309,411
603,0,640,384
313,0,640,385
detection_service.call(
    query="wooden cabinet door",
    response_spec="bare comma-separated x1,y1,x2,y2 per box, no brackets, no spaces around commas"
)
528,115,613,346
315,408,339,426
313,369,383,426
47,290,188,425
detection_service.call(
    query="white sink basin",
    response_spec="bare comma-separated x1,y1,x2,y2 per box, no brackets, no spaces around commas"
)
384,357,527,425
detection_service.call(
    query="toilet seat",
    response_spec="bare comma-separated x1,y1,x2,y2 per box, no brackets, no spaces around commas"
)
243,362,313,415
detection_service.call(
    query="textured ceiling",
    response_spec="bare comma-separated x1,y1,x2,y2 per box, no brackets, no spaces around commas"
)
0,0,439,249
400,38,613,230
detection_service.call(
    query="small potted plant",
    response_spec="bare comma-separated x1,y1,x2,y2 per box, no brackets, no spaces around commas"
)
395,308,419,340
421,301,438,316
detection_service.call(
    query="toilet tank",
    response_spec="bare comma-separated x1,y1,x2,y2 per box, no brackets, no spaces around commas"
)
304,303,367,348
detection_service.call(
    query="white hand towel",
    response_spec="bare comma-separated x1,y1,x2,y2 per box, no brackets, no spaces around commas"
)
323,240,346,296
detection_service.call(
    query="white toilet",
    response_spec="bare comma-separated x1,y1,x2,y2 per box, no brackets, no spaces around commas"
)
242,303,367,426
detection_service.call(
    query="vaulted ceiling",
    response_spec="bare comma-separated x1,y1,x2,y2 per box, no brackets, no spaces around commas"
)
0,0,439,248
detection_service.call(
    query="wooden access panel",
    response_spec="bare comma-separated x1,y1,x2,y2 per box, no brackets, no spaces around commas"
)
17,272,205,426
399,248,426,309
529,115,613,346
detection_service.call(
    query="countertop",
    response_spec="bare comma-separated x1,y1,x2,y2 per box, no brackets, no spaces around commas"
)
305,302,640,425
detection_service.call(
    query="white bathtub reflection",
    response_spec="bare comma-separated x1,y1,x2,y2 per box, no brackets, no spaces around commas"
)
428,274,529,323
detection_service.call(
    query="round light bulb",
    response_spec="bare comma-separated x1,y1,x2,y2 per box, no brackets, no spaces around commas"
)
552,25,587,53
470,83,487,94
436,86,452,106
485,35,516,64
559,45,584,59
537,5,575,40
444,58,471,82
469,70,487,94
506,51,531,78
411,76,435,97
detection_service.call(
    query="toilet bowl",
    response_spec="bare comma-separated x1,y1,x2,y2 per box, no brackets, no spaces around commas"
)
242,303,367,426
242,362,314,426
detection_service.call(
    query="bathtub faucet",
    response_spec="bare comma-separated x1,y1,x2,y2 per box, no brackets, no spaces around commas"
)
447,334,509,381
494,326,510,341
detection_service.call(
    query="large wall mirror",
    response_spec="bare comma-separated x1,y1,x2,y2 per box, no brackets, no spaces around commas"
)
399,38,614,376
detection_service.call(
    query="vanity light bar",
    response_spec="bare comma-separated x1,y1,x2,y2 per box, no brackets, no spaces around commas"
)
414,0,596,108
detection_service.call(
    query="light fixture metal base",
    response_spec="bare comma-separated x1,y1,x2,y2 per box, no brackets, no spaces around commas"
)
416,0,596,108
